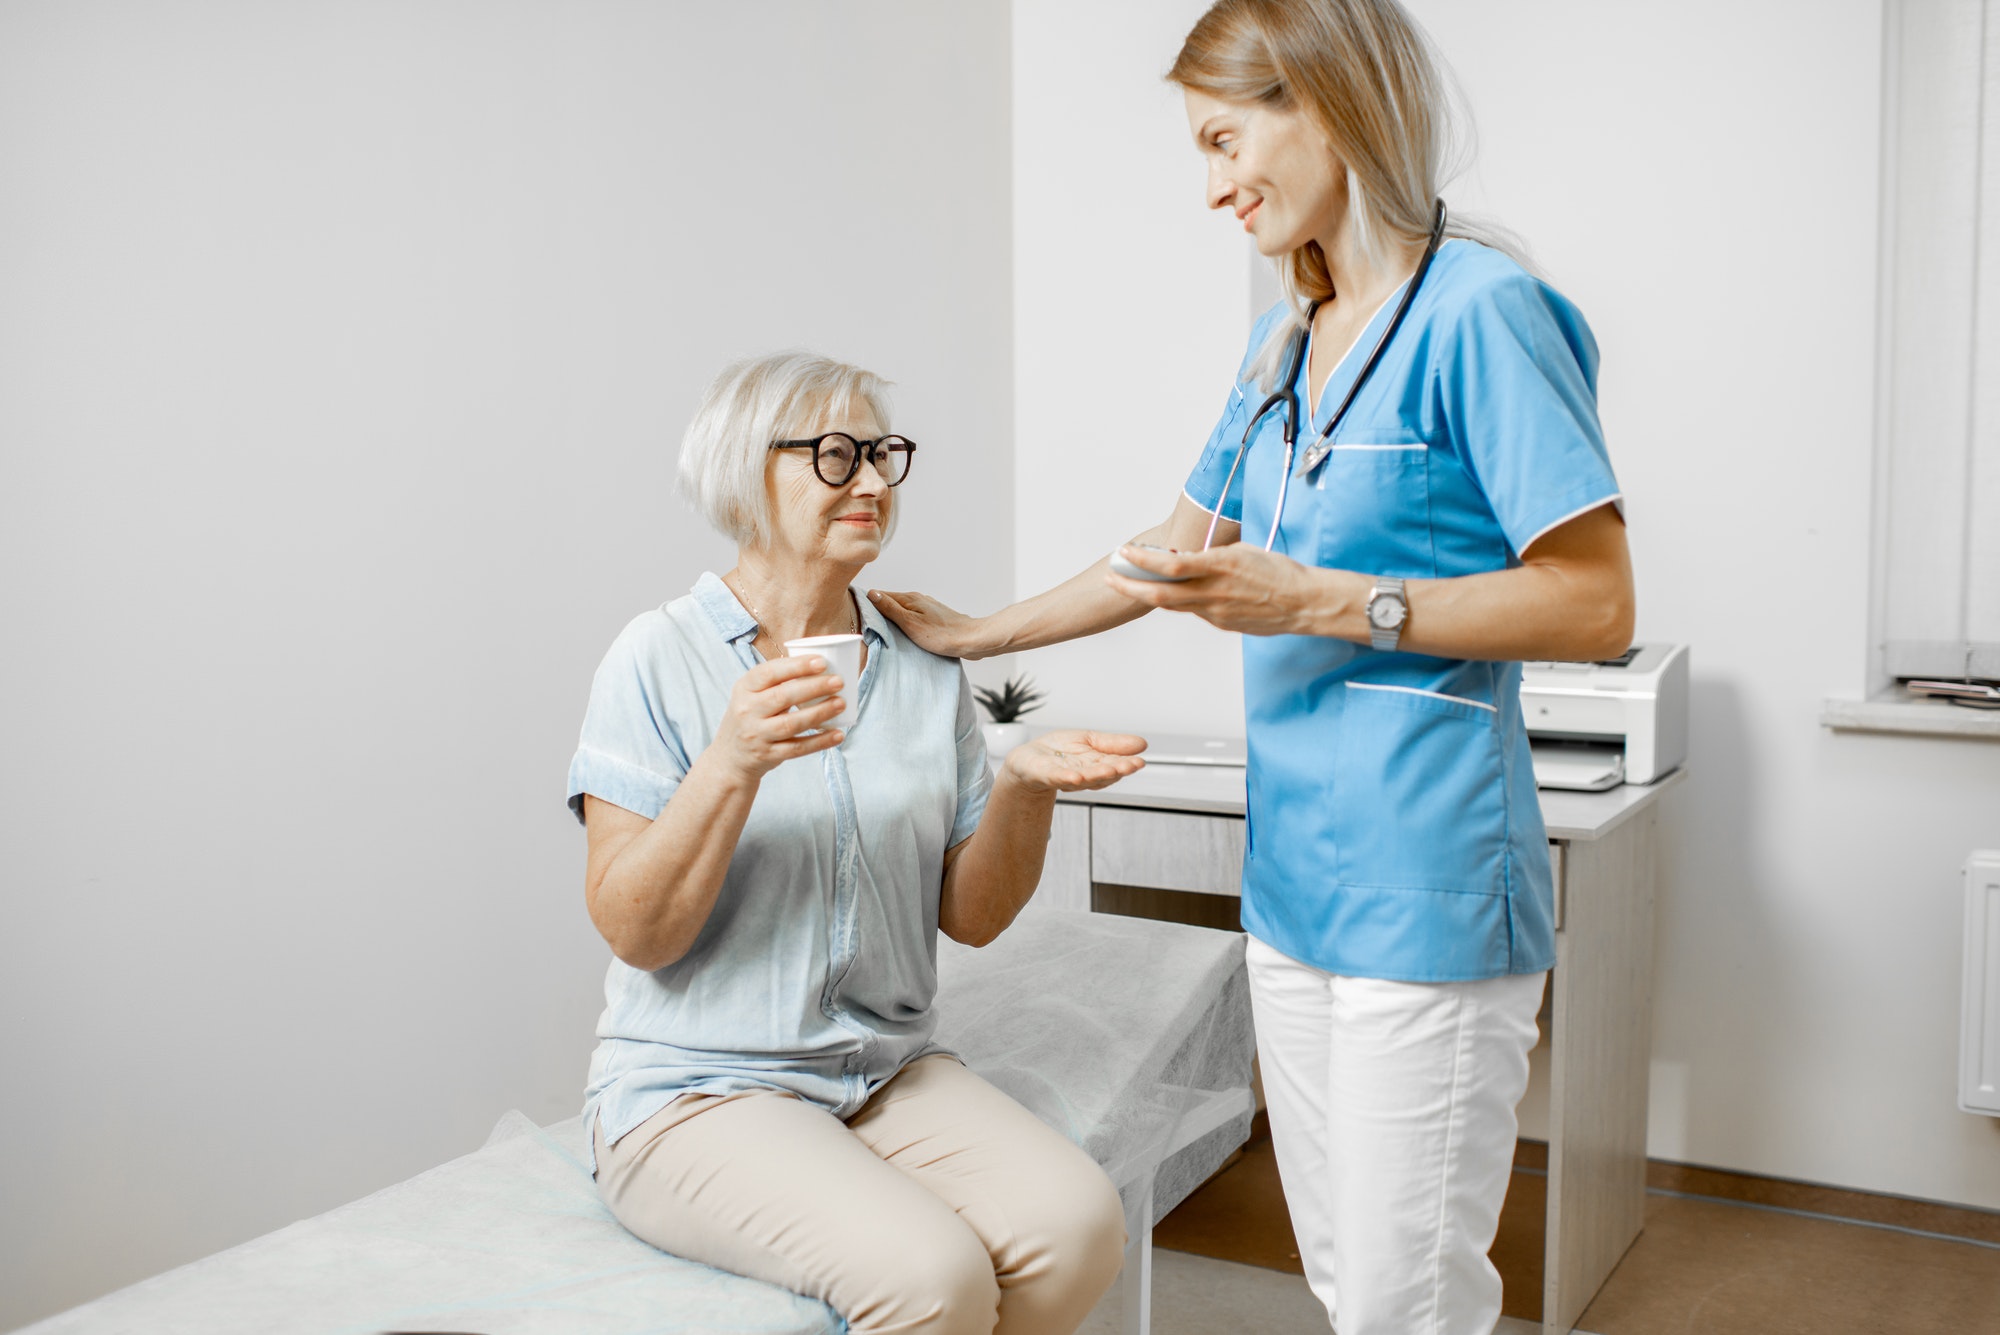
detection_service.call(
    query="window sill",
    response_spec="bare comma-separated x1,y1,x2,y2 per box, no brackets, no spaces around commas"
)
1820,694,2000,740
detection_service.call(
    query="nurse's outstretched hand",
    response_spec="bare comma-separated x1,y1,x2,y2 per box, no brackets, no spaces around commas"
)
869,589,990,660
1003,730,1148,793
1106,542,1332,637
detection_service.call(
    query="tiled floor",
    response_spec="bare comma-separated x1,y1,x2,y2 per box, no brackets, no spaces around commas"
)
1107,1113,2000,1334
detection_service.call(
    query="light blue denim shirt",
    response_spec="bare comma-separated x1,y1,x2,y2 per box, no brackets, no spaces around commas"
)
567,573,992,1169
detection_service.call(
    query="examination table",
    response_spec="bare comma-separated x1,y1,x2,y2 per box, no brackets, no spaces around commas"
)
23,910,1254,1335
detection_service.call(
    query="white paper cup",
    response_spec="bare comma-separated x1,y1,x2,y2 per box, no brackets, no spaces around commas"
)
783,633,863,734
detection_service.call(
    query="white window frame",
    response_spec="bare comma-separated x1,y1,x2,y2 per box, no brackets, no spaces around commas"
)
1869,0,2000,692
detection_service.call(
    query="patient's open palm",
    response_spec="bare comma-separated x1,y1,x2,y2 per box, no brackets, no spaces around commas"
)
1004,729,1147,793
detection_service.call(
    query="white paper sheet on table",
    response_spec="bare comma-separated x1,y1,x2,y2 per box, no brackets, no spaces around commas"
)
22,912,1252,1335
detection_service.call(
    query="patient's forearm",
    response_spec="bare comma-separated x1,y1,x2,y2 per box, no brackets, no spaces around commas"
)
587,752,759,970
938,770,1059,946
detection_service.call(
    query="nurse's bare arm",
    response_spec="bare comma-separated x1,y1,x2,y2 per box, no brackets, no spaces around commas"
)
872,493,1238,659
582,656,847,971
937,730,1147,946
1109,501,1634,663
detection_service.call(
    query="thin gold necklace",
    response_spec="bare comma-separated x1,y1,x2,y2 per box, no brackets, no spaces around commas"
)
725,574,860,643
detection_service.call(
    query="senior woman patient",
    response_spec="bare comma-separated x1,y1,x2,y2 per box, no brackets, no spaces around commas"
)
567,351,1139,1335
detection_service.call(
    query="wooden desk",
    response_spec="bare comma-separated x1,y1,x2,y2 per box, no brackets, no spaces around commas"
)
1031,764,1684,1335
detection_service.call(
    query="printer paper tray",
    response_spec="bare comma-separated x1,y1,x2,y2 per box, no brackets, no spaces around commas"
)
1529,740,1626,792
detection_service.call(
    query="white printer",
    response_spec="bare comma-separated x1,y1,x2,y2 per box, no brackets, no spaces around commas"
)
1520,643,1689,791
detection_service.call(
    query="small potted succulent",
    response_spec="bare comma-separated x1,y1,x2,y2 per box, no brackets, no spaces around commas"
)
973,673,1046,756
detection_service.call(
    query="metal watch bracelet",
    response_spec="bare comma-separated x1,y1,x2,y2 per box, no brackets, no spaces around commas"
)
1367,576,1408,652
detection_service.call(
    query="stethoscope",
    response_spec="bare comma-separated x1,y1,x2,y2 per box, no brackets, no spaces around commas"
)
1202,198,1450,553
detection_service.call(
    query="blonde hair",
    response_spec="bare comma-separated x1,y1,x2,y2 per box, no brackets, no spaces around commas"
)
1168,0,1529,387
677,351,897,546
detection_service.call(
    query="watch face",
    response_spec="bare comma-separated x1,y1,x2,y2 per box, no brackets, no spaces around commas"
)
1370,597,1406,629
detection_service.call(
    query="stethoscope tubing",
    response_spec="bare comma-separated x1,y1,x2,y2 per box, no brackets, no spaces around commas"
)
1203,199,1449,554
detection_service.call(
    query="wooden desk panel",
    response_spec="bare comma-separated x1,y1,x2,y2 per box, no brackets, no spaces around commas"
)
1091,807,1244,897
1543,806,1658,1334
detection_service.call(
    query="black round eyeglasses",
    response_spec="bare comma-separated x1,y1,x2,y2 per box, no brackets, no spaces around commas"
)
769,433,915,488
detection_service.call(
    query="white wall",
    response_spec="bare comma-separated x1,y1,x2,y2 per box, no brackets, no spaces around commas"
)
1011,0,1252,736
0,2,1011,1326
1013,0,2000,1211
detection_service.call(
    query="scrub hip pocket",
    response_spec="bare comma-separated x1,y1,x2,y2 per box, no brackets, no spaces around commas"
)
1330,683,1507,892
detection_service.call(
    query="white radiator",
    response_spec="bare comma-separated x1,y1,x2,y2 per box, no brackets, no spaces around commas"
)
1963,851,2000,1116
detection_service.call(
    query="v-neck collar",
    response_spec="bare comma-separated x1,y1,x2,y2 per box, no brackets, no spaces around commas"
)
1302,286,1402,426
1299,239,1461,427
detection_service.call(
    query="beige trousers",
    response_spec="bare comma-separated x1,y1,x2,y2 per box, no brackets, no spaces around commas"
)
594,1054,1127,1335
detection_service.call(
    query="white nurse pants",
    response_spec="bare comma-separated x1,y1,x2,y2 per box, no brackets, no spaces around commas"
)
1245,936,1546,1335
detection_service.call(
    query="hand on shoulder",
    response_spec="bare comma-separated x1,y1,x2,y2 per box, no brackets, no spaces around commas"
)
868,589,990,660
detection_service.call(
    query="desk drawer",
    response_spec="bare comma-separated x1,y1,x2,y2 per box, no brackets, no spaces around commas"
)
1091,807,1244,897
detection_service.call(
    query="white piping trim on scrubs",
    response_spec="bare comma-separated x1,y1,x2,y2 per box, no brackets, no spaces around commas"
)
1302,289,1401,423
1518,492,1625,556
1181,486,1225,518
1299,241,1462,424
1346,681,1498,713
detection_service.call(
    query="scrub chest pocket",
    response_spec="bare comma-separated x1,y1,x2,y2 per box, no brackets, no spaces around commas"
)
1330,682,1507,894
1311,431,1437,579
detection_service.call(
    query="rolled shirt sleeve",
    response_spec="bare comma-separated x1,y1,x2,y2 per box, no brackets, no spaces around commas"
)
947,671,993,847
566,621,692,824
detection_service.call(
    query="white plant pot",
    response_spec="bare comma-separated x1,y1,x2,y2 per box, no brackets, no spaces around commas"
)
981,722,1031,757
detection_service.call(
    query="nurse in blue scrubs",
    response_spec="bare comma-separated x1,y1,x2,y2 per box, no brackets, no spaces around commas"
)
873,2,1634,1331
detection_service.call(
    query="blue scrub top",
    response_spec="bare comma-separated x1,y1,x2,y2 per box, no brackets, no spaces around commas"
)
1183,241,1621,983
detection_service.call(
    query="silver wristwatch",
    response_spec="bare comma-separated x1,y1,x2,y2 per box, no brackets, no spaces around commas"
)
1366,576,1409,651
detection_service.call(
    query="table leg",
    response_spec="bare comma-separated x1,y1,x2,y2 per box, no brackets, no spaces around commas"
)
1121,1183,1154,1335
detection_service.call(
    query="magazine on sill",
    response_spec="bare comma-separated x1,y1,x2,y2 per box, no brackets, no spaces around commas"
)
1905,679,2000,710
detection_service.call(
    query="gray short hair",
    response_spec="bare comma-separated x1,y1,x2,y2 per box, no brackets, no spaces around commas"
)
677,352,896,546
